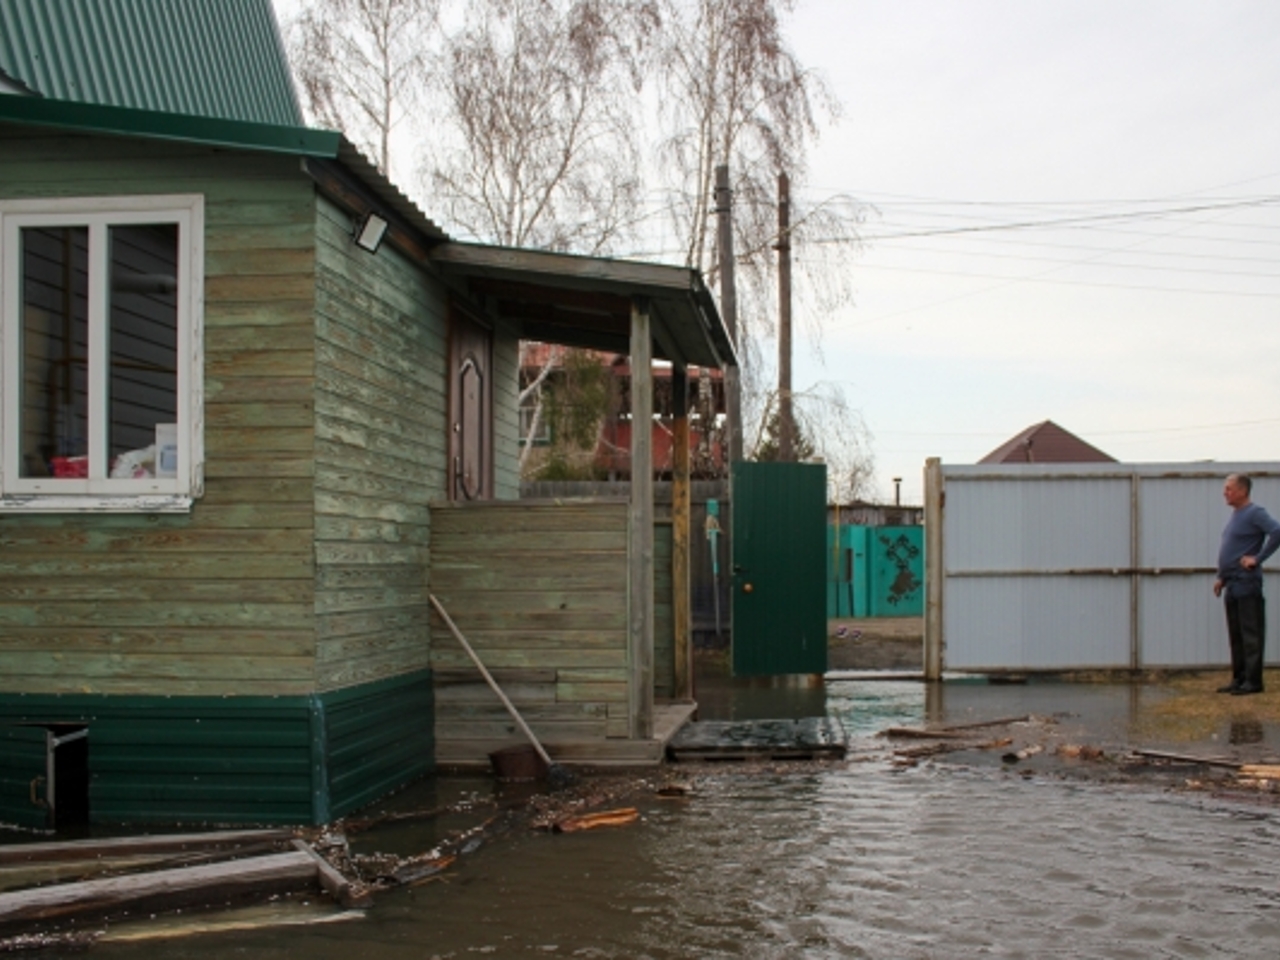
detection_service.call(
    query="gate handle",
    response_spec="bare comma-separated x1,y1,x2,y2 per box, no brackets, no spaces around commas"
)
29,776,47,809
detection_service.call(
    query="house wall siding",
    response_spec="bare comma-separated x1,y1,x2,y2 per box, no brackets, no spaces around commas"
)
312,194,446,692
429,499,630,765
492,318,520,500
0,129,317,696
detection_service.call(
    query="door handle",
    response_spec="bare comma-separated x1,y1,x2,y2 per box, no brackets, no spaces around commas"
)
30,775,47,809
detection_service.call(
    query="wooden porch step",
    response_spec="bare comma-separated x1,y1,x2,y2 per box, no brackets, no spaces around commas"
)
436,702,697,770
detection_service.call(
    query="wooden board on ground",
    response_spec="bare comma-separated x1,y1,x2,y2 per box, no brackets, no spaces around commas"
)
0,850,318,929
0,829,294,866
667,717,848,762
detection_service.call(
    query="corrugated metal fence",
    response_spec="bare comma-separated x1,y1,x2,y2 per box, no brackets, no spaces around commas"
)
924,461,1280,675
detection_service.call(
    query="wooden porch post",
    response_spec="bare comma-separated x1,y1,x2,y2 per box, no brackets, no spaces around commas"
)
923,457,944,681
629,297,655,739
672,365,693,701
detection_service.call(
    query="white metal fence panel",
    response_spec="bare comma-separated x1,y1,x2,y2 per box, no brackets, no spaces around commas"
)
1140,573,1280,666
945,576,1130,669
945,477,1131,572
929,462,1280,673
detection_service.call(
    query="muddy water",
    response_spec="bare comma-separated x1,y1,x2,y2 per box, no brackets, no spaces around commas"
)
86,681,1280,958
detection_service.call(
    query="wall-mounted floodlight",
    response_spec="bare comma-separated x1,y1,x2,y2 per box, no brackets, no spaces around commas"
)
354,211,389,253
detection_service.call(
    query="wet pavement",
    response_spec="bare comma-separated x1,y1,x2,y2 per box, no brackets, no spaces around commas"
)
32,674,1280,958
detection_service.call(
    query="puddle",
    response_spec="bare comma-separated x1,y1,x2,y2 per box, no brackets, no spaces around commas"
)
58,671,1280,958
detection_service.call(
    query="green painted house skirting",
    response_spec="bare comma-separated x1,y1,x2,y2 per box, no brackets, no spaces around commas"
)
0,670,432,827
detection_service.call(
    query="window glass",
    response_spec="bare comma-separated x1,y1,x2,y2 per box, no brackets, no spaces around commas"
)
2,196,202,509
19,227,89,479
108,224,178,479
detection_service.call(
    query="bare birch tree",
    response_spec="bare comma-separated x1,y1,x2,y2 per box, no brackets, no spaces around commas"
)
287,0,438,178
424,0,658,468
751,384,877,501
426,0,655,253
653,0,868,480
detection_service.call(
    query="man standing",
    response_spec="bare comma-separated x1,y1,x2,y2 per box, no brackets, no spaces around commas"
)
1213,474,1280,695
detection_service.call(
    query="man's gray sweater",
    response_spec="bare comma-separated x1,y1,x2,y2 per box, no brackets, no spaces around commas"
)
1218,502,1280,596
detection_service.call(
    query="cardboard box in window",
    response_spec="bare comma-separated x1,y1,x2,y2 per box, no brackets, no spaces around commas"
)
155,423,178,478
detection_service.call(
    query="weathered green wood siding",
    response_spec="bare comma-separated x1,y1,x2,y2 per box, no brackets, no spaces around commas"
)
428,500,630,765
492,318,521,500
0,128,317,696
312,195,445,692
654,521,675,699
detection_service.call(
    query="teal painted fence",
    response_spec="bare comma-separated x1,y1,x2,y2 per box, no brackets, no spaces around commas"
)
827,525,924,618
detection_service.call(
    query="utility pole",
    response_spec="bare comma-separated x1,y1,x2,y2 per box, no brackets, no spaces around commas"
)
715,165,742,466
776,171,794,462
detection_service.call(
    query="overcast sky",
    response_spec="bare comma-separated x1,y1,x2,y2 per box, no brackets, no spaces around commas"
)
274,0,1280,503
785,0,1280,501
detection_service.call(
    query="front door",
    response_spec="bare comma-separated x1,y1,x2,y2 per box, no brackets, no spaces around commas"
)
731,461,828,676
448,309,493,501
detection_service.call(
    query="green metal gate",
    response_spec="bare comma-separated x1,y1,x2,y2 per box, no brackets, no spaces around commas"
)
731,461,827,676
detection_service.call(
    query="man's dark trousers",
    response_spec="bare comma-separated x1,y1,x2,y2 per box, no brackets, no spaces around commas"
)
1225,591,1266,691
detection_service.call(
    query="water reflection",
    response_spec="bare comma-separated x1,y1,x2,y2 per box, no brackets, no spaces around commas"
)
80,671,1280,960
1230,718,1265,745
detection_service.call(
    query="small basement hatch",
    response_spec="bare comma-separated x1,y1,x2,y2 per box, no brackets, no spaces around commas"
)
0,724,89,832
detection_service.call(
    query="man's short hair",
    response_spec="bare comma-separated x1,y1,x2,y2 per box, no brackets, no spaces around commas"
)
1230,473,1253,495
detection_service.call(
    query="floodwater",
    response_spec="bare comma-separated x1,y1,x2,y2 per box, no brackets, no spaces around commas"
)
67,678,1280,958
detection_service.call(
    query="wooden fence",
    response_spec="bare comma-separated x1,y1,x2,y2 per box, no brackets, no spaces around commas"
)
521,481,731,644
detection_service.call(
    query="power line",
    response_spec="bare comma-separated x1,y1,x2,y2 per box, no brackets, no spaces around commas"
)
820,259,1280,298
803,242,1280,279
817,196,1280,243
875,418,1280,439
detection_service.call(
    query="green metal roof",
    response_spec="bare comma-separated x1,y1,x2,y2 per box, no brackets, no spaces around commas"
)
0,0,302,126
0,95,450,244
0,94,334,156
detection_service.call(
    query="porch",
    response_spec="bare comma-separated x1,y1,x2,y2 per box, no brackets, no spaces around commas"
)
427,244,736,768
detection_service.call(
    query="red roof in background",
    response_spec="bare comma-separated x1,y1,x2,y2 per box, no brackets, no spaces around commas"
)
597,420,723,475
520,344,722,382
979,420,1116,464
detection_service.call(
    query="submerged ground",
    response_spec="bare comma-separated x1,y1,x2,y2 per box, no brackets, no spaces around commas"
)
46,641,1280,959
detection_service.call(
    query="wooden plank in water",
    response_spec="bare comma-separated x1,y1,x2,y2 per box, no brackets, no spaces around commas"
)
0,851,316,928
291,840,372,909
0,830,294,866
667,718,848,762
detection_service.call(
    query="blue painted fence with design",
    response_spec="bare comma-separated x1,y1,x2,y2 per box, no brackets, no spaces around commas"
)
827,525,924,618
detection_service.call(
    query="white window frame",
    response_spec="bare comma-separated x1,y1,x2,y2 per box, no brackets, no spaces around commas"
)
0,194,204,513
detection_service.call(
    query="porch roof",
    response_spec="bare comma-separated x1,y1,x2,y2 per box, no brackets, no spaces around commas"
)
431,242,736,372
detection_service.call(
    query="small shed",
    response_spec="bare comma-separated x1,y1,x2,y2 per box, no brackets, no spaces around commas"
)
0,93,732,826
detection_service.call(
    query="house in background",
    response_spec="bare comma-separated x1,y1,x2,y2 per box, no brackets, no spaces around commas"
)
979,419,1116,464
0,0,733,829
518,344,725,481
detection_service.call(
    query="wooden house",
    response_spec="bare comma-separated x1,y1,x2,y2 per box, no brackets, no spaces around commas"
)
0,11,733,829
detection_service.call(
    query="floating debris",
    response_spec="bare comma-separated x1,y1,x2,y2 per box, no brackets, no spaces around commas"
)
1001,744,1044,764
1056,744,1106,761
551,808,640,834
655,782,694,799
